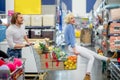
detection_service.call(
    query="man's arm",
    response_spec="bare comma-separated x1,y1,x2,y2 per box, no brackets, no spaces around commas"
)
24,35,30,43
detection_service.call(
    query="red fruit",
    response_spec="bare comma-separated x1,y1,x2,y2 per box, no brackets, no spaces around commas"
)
118,58,120,62
0,59,5,66
6,62,16,72
13,58,22,67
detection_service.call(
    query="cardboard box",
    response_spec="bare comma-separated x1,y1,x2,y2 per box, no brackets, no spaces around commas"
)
43,15,55,27
31,15,43,26
109,36,120,50
23,15,31,26
41,30,54,40
110,8,120,20
34,48,43,55
80,28,91,44
40,53,52,62
41,61,52,70
109,22,120,34
52,61,64,70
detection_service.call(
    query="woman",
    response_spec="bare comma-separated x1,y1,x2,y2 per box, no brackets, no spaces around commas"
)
6,12,32,58
64,13,110,80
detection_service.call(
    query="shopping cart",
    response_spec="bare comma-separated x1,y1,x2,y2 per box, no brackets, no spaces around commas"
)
28,43,48,80
0,58,26,80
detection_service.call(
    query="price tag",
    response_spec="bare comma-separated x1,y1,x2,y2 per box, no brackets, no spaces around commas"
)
114,26,120,31
114,40,120,46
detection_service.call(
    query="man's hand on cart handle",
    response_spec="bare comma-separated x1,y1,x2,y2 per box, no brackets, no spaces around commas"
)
25,43,34,47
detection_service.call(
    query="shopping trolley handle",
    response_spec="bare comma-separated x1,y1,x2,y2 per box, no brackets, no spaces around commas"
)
25,43,35,47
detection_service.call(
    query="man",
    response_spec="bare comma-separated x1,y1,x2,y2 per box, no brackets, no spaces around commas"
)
6,12,32,58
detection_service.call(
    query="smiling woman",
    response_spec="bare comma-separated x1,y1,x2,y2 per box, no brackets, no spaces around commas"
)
64,13,111,80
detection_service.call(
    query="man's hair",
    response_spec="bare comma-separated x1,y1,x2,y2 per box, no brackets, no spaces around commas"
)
11,12,21,24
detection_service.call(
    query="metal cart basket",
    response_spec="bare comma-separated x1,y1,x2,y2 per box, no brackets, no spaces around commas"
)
109,61,120,80
0,58,26,80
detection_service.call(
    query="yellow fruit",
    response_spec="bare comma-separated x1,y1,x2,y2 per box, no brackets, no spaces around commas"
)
66,65,69,68
72,65,76,69
69,64,73,67
67,59,72,62
64,67,68,70
64,61,67,65
69,67,72,70
49,46,54,51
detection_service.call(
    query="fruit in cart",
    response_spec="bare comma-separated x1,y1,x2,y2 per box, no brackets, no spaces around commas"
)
39,42,50,53
64,56,77,70
48,46,53,51
64,61,67,65
34,44,39,48
0,59,5,66
13,58,22,67
52,47,67,61
6,62,16,72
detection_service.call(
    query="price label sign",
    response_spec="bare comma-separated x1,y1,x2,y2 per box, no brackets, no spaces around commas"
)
114,40,120,46
114,26,120,31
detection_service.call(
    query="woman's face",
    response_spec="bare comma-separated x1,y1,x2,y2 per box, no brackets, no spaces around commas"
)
69,16,75,24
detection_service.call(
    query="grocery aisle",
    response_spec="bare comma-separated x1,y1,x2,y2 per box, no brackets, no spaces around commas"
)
47,55,104,80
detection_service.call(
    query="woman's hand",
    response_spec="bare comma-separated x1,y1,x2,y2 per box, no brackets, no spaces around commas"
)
73,47,79,55
74,51,79,55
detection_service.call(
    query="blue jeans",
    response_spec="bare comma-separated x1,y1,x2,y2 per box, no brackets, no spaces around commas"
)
7,48,22,58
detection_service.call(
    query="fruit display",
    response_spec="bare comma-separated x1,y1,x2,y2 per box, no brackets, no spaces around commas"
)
64,56,77,70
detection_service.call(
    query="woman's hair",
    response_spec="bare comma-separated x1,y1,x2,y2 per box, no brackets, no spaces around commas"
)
11,12,21,24
64,13,74,24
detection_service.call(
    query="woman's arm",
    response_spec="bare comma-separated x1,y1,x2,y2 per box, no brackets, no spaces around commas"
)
68,25,79,55
68,25,75,48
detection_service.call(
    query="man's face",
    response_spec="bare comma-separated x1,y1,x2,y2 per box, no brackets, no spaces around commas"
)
16,14,23,25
